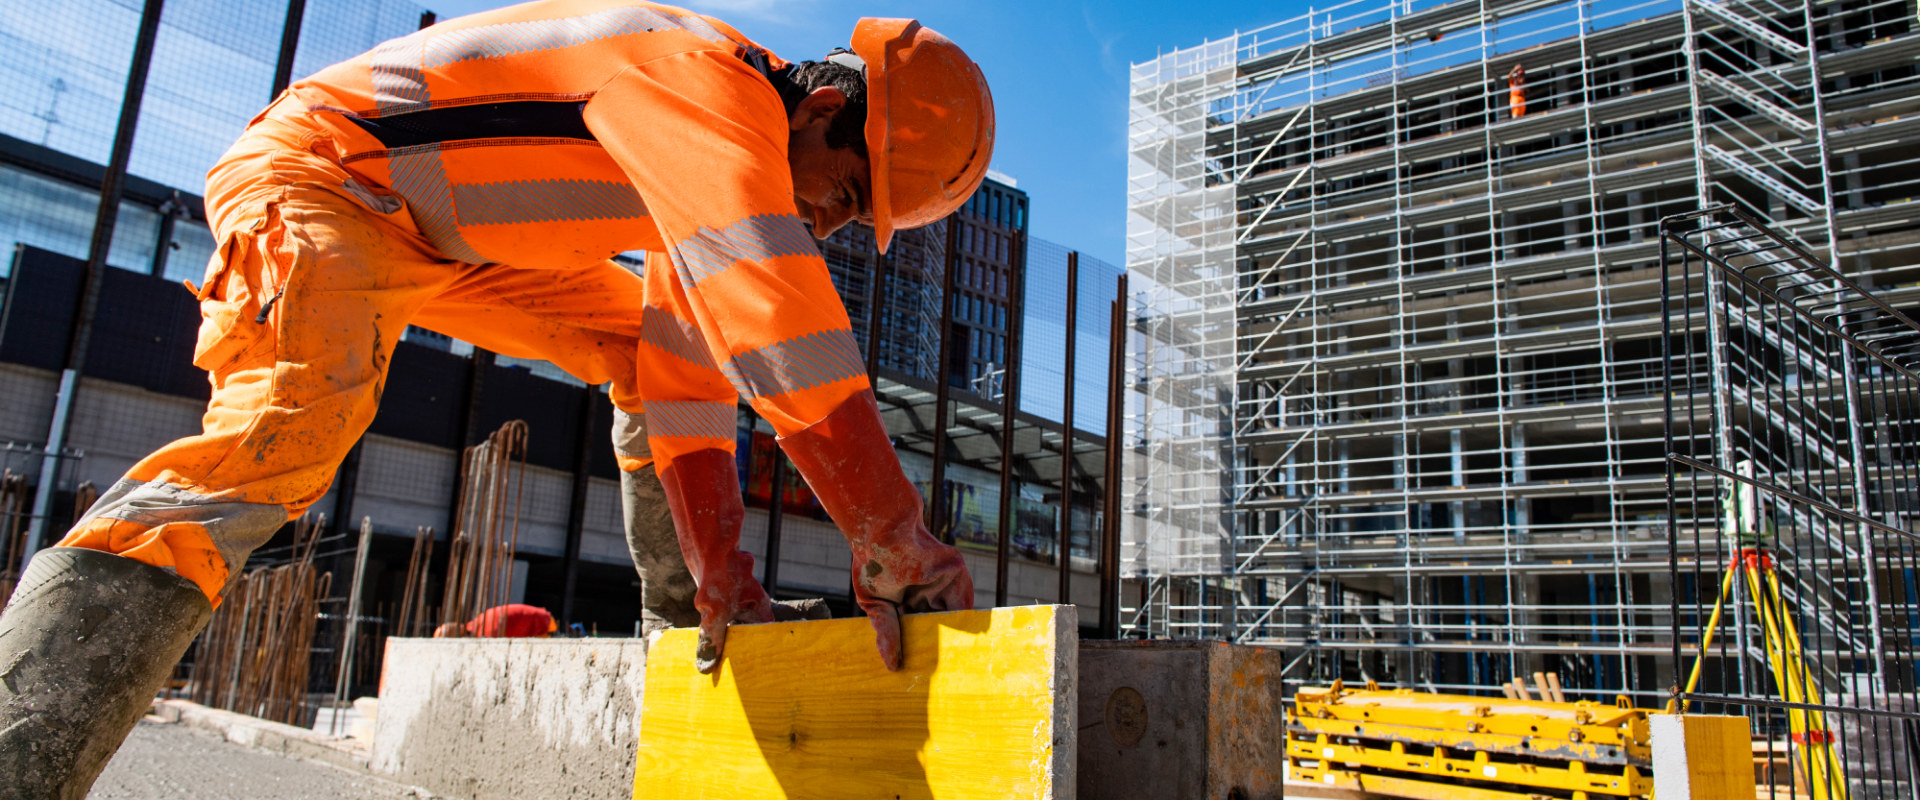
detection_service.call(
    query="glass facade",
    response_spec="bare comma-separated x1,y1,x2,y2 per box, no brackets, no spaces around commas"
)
1020,238,1120,435
0,1,145,166
0,0,423,281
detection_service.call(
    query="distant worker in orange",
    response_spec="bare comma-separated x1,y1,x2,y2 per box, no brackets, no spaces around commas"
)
0,3,987,794
465,604,559,638
1507,63,1528,118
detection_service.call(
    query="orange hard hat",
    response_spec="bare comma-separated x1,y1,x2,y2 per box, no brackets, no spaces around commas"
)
834,18,995,254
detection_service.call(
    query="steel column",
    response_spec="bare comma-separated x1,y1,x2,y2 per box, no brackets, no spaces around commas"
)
445,348,494,538
560,384,599,623
928,218,960,543
1100,274,1128,637
147,191,187,278
328,440,364,543
993,230,1028,606
762,440,788,595
270,0,307,97
1057,252,1078,604
25,0,167,556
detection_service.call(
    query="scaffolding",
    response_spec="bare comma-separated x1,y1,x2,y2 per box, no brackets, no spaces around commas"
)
1122,0,1920,702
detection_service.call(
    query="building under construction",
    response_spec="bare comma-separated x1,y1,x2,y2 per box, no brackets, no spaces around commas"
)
1122,0,1920,703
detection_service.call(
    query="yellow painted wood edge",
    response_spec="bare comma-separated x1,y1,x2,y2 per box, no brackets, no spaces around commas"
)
1651,713,1756,800
633,604,1078,800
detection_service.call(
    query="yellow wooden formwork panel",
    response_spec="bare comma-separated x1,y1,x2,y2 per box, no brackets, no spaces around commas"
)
634,605,1076,800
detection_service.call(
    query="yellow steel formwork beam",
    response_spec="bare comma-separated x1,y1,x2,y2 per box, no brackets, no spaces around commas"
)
1287,682,1654,800
1299,764,1610,800
1286,733,1651,797
1292,683,1651,766
1288,715,1641,767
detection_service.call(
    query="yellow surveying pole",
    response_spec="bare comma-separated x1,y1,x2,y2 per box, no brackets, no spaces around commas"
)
1678,463,1847,800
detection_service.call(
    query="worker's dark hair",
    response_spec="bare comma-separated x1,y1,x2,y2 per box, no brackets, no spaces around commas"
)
770,60,868,156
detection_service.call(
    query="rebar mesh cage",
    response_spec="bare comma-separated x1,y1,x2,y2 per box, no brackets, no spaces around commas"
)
1662,206,1920,799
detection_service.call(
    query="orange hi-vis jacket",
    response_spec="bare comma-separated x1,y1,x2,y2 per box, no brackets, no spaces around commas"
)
290,0,869,453
58,0,875,602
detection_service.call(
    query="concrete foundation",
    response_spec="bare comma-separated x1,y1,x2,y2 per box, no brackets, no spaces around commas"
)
371,638,648,800
1077,640,1286,800
374,636,1285,800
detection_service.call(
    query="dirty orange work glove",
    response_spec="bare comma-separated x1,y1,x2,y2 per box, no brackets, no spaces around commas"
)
657,448,776,673
779,391,974,670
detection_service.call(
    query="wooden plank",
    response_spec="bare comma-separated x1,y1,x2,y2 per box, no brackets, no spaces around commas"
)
634,605,1076,800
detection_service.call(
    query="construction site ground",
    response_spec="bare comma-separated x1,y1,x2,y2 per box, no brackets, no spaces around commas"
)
91,719,433,800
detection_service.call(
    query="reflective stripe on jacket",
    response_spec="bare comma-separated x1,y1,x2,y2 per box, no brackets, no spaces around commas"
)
287,0,870,438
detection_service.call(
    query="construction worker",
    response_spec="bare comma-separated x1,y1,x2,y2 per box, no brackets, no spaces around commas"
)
0,2,988,793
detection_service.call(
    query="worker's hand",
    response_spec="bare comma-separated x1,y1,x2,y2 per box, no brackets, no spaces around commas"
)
777,390,978,672
853,539,975,670
692,561,776,674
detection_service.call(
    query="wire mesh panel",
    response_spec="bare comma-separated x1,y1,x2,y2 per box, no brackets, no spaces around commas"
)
291,0,424,84
0,0,146,164
1663,207,1920,800
127,0,281,191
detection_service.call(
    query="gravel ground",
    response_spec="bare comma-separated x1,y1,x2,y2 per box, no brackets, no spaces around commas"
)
90,720,430,799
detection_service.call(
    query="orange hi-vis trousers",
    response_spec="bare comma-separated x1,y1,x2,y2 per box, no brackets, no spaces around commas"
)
57,100,664,602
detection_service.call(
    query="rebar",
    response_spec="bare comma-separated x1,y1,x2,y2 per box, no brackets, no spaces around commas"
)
439,420,529,631
396,525,436,637
0,471,32,602
185,513,329,726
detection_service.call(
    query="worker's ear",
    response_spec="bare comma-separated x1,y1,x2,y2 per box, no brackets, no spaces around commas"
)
791,86,847,132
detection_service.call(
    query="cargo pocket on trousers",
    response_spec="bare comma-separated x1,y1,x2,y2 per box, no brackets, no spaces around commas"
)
190,226,264,372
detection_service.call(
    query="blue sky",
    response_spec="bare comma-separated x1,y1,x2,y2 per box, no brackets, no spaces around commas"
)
428,0,1308,267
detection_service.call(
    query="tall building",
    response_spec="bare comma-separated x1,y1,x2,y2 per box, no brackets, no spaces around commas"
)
949,176,1025,395
1124,0,1919,699
818,175,1029,393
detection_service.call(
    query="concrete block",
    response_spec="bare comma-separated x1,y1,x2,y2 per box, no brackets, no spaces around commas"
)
1077,640,1286,800
371,637,649,800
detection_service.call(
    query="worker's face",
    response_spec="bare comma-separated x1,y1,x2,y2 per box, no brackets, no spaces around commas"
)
788,86,873,240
